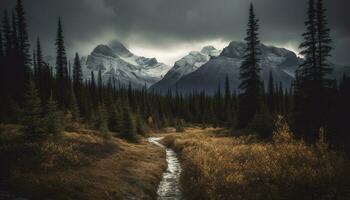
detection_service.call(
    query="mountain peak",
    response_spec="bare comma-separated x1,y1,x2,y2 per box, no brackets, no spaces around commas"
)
93,45,117,58
108,40,132,55
200,46,216,54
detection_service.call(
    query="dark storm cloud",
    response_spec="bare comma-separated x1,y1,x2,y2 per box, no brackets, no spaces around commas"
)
1,0,349,65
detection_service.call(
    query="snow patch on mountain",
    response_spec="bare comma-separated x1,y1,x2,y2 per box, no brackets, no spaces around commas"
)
150,46,222,92
84,41,171,88
173,41,301,94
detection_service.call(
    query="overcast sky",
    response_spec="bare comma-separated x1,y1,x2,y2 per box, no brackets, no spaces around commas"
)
1,0,349,66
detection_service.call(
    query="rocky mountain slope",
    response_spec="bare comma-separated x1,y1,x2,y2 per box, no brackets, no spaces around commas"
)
160,41,349,94
150,46,221,92
84,41,171,88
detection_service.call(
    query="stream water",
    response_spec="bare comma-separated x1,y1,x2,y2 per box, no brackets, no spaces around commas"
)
147,137,183,200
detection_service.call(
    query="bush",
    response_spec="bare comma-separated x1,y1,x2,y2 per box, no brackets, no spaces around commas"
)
21,80,44,138
248,110,274,138
108,107,122,132
135,114,148,136
174,118,185,132
43,97,63,136
95,105,110,139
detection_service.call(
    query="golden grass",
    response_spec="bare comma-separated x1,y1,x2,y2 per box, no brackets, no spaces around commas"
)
0,125,166,199
163,122,350,200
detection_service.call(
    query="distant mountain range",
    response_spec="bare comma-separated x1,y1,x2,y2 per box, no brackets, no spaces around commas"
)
151,41,350,94
45,41,350,93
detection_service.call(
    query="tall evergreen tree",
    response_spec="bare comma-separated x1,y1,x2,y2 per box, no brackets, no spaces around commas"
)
11,13,19,53
0,29,3,98
316,0,333,85
3,11,12,56
32,50,37,79
36,38,43,80
11,12,19,54
15,0,31,72
55,18,69,107
90,71,97,106
37,38,50,104
0,29,3,58
224,75,232,124
73,53,83,114
294,0,317,141
267,70,276,113
294,0,333,141
73,53,83,93
98,69,103,103
238,3,262,128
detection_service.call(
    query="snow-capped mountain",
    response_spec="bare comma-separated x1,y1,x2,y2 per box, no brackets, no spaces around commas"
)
150,46,221,92
84,41,171,88
152,41,300,94
164,41,349,94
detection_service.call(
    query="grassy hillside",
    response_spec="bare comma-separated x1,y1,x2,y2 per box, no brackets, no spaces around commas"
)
0,124,166,200
163,121,350,200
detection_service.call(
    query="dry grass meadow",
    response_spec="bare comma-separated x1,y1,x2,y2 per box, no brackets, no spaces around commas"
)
0,124,166,200
163,120,350,200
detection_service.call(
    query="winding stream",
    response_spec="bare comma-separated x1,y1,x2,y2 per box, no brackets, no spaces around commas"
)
147,137,183,200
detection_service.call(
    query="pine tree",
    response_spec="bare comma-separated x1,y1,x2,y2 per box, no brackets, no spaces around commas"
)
294,0,333,141
0,29,3,58
37,38,50,104
36,38,43,81
44,95,62,135
121,107,137,142
32,50,37,80
316,0,333,86
55,18,69,107
73,53,83,94
11,12,19,54
15,0,31,75
224,75,232,125
73,53,83,114
3,11,12,56
90,71,97,106
108,106,122,132
315,0,334,131
267,71,276,113
22,79,42,137
98,69,103,103
238,3,263,128
69,90,80,121
96,104,109,138
294,0,317,140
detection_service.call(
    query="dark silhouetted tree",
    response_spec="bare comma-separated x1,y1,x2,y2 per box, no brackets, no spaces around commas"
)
15,0,31,76
267,71,276,113
55,18,69,107
238,3,263,128
294,0,333,142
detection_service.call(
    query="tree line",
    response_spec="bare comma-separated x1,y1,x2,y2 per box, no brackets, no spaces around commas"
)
0,0,349,151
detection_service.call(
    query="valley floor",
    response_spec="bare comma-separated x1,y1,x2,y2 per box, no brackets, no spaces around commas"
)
0,125,166,200
163,127,350,200
2,125,350,200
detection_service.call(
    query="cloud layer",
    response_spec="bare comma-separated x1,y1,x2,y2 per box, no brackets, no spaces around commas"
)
1,0,349,65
